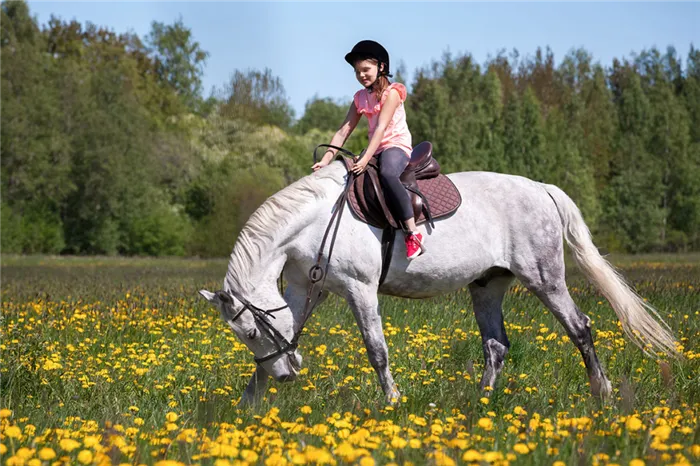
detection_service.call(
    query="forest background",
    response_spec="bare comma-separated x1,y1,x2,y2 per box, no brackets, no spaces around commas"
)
2,1,699,257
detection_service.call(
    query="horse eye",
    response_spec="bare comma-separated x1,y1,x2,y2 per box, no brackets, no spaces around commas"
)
246,329,258,340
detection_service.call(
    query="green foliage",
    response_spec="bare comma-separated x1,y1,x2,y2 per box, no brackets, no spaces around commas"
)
187,164,286,257
146,17,209,113
218,68,295,129
294,96,349,134
118,187,192,256
1,202,22,253
1,1,698,255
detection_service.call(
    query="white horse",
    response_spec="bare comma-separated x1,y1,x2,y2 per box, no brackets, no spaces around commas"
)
199,161,679,406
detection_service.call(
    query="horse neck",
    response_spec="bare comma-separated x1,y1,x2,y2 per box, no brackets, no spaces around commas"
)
223,162,346,299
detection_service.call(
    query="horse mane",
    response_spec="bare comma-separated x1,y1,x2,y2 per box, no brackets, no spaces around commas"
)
225,161,346,292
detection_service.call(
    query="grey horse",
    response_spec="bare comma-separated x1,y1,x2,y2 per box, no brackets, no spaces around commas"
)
200,161,679,406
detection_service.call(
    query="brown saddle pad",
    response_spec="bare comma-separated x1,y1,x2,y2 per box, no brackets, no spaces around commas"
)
345,165,462,230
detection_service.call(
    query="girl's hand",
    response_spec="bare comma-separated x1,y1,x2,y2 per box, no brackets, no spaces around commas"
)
352,157,370,175
311,160,329,171
312,150,337,171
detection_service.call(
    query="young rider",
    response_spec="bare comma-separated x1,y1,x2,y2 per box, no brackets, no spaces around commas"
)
312,40,425,260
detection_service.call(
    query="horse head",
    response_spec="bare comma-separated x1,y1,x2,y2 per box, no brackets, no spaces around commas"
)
199,288,302,383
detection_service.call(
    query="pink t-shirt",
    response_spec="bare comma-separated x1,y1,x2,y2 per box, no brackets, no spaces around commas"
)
353,82,413,157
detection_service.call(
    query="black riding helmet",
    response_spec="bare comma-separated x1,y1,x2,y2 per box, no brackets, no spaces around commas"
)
344,40,392,77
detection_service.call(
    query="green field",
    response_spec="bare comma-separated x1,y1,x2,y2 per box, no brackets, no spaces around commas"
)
1,254,698,466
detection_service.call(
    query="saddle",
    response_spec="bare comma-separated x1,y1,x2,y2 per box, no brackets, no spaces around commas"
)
343,142,462,230
341,142,462,285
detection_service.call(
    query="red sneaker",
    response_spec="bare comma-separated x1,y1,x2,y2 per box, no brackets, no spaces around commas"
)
405,232,425,260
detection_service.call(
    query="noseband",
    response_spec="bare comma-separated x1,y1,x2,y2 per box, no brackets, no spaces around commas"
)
226,145,358,367
224,287,298,364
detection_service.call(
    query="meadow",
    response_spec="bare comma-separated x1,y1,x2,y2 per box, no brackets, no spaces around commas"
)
1,254,698,466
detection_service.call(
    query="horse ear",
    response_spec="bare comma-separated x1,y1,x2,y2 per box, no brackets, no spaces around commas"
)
199,289,218,303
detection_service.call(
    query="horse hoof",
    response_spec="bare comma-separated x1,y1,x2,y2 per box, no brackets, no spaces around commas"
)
591,377,612,399
386,389,401,406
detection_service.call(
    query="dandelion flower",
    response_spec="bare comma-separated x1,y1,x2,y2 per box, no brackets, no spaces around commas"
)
77,450,94,465
513,443,530,454
38,448,56,461
625,416,643,432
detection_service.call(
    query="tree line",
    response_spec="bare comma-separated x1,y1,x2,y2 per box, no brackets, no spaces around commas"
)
2,1,698,256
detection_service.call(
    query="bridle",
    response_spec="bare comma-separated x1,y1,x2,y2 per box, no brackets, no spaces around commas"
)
223,145,359,366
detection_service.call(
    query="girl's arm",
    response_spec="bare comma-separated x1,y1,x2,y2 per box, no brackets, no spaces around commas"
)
353,89,401,172
313,102,361,168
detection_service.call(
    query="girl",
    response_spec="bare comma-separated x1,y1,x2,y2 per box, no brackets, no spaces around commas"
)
311,40,425,260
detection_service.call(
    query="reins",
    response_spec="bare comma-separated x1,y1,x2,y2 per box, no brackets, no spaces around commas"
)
226,145,359,365
292,145,358,344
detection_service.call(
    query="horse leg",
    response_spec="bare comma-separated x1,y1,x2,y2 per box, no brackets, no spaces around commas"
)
346,285,401,405
468,271,515,394
238,366,269,407
514,259,612,398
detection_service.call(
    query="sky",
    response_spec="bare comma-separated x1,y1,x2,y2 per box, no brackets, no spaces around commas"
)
27,1,700,119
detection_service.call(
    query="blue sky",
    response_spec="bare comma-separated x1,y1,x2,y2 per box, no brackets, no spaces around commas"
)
28,2,699,119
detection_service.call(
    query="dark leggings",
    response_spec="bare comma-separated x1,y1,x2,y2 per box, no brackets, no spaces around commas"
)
378,147,414,222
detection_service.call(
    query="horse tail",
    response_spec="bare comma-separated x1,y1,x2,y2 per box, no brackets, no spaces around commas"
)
542,183,680,359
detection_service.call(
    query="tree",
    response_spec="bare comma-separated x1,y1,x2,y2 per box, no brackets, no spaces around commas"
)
146,18,209,113
218,68,295,129
294,96,349,134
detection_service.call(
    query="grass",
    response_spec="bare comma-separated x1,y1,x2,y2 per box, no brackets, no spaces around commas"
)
1,254,698,465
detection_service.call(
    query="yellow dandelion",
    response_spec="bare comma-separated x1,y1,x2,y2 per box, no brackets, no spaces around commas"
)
60,438,81,452
477,418,493,431
513,406,527,416
77,450,94,465
4,425,21,439
448,438,468,450
391,436,407,449
165,412,178,422
359,457,375,466
0,409,12,419
462,450,482,462
83,436,100,449
513,443,530,454
38,448,56,461
240,450,259,463
265,453,289,466
300,406,312,415
16,448,33,460
690,445,700,458
625,416,643,432
479,397,489,405
629,460,645,466
5,455,23,466
650,424,672,441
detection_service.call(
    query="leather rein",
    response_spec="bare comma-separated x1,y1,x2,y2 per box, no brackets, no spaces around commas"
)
224,145,359,366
